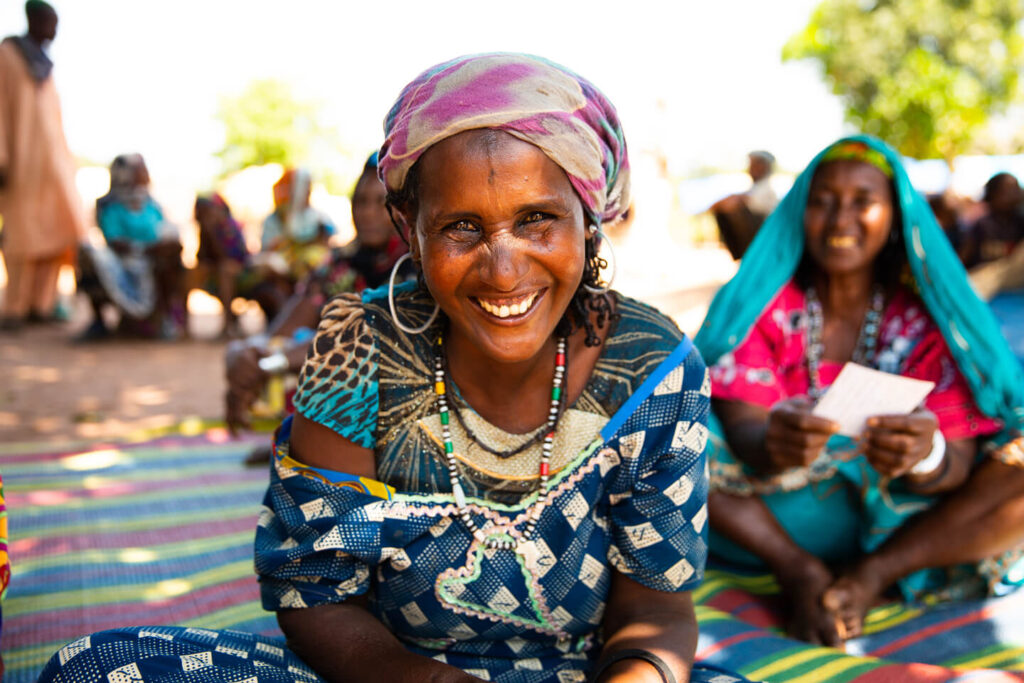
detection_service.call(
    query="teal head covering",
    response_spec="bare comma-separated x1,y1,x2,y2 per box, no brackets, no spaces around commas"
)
695,134,1024,448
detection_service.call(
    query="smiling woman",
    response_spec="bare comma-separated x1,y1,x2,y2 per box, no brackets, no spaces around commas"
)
38,53,750,683
697,136,1024,649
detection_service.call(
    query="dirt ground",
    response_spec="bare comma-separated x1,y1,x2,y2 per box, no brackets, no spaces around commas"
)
0,291,267,445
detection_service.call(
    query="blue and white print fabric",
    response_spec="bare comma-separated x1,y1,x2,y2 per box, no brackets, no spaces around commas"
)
257,336,711,680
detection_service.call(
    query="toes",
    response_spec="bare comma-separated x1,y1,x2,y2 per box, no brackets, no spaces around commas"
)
821,587,845,612
841,614,863,640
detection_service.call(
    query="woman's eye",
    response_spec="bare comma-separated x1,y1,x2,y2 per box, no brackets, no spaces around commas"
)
445,219,478,233
807,194,830,208
855,195,878,209
520,212,556,229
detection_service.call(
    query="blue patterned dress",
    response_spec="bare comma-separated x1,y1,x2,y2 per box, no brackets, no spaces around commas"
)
39,285,750,683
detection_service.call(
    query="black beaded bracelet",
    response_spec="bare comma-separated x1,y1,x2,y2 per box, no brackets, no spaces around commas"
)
588,648,677,683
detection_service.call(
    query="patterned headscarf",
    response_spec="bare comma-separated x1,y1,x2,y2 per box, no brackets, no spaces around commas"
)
819,139,893,178
378,53,630,226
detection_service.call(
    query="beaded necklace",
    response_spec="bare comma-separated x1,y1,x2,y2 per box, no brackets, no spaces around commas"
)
433,334,566,550
805,286,885,400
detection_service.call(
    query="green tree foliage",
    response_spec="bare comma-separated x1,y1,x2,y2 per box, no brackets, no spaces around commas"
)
215,79,325,176
785,0,1024,163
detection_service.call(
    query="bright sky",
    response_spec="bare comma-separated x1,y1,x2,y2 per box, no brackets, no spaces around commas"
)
3,0,848,190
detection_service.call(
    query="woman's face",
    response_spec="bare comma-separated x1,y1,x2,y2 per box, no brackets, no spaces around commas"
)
407,130,587,365
803,160,894,277
352,169,392,249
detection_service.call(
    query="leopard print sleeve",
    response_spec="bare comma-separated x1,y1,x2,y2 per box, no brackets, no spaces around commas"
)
292,294,379,448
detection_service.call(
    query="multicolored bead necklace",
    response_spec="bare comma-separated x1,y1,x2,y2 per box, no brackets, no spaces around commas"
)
805,285,885,400
433,334,567,550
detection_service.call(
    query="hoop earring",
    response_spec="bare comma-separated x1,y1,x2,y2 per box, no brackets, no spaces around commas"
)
583,228,616,295
388,252,440,335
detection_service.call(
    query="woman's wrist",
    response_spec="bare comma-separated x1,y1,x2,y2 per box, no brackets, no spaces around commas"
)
909,430,946,477
594,658,665,682
590,648,677,683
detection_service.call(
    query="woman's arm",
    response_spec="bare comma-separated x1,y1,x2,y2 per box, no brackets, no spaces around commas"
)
278,415,483,682
593,571,697,683
278,599,482,683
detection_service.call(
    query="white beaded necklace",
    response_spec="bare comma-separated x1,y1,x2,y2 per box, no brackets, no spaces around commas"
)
433,335,566,551
805,286,885,400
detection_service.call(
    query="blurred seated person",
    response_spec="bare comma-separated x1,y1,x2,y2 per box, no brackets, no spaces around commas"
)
962,172,1024,268
77,154,185,340
225,153,414,463
249,168,335,319
927,192,970,263
191,193,251,338
711,150,779,260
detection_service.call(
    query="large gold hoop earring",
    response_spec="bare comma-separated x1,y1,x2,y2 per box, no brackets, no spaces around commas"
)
388,253,440,335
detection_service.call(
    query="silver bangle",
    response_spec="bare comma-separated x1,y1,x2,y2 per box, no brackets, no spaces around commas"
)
257,351,289,375
911,430,946,476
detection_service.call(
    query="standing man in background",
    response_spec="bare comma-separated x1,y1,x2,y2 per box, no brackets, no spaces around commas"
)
711,150,779,260
0,1,85,331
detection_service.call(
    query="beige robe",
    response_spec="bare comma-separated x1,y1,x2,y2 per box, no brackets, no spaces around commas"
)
0,37,85,261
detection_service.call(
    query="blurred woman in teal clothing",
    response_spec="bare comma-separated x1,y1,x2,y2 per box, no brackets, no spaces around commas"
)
77,154,186,340
697,136,1024,647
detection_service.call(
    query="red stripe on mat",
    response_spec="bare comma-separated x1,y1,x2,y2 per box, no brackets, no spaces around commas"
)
4,577,261,648
0,431,260,464
704,589,780,630
10,515,259,558
8,469,266,508
695,630,764,659
868,608,996,658
850,663,968,682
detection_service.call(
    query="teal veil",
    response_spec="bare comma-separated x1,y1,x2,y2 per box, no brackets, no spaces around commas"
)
695,135,1024,446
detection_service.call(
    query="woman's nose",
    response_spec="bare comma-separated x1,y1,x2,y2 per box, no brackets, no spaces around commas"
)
480,234,529,290
830,201,858,231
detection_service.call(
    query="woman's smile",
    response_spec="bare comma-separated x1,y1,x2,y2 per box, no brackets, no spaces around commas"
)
826,234,858,249
473,289,544,321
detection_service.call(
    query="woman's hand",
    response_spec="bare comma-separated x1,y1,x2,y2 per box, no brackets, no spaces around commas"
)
861,408,937,478
764,397,839,471
224,342,268,435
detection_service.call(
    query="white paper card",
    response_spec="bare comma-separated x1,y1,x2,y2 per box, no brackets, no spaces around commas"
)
811,363,935,436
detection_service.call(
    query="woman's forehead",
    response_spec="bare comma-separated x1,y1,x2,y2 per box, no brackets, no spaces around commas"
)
811,160,892,190
417,132,576,198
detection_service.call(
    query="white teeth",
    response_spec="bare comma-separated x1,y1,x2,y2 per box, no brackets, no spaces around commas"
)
478,292,538,319
828,235,857,247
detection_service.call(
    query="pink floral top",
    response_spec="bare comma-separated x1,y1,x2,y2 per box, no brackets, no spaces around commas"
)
709,280,1001,441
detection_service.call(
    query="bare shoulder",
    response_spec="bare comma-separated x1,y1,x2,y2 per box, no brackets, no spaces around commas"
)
290,413,377,479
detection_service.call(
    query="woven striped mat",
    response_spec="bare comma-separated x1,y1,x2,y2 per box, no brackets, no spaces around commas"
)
5,426,1024,682
2,430,279,682
693,567,1024,682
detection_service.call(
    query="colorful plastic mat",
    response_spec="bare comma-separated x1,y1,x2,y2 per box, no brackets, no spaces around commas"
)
5,422,1024,682
695,566,1024,682
1,430,278,682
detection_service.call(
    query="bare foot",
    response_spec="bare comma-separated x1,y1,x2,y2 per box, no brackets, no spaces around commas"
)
821,570,885,642
775,557,845,647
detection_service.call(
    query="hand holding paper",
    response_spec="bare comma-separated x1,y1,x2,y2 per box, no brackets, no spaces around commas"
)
811,363,935,437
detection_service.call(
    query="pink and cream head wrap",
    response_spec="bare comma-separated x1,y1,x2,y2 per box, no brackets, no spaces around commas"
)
378,53,630,227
